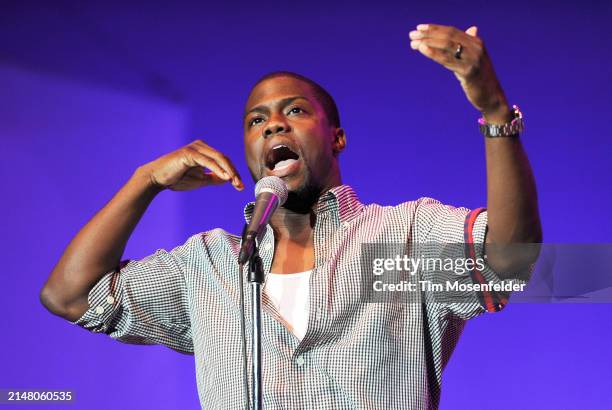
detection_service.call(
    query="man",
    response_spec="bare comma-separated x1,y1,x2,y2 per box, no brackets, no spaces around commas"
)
40,23,541,409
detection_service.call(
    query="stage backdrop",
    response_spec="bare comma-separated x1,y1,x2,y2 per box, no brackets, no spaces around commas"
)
1,1,611,409
0,64,199,409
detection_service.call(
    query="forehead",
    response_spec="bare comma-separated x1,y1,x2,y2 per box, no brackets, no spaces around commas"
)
245,76,317,112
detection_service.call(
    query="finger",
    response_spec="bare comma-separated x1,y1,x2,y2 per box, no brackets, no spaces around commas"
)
185,148,231,181
183,168,226,188
190,143,245,191
413,23,473,45
206,151,244,189
416,23,455,37
412,42,461,71
412,37,476,63
187,168,228,187
196,144,235,177
192,142,244,189
168,168,209,191
465,26,478,37
191,141,236,176
230,175,245,191
200,171,228,186
185,167,226,185
170,169,227,191
411,37,454,53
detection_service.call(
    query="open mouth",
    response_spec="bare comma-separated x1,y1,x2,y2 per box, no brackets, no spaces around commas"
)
265,144,300,171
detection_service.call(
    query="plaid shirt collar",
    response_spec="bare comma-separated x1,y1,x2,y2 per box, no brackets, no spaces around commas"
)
243,184,364,225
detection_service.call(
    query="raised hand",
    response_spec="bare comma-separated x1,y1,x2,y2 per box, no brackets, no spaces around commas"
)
142,139,244,191
409,24,511,121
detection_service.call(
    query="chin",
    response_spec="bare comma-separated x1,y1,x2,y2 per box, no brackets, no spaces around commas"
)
283,177,323,214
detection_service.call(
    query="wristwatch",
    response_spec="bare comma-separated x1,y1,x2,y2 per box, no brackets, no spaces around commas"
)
478,105,524,138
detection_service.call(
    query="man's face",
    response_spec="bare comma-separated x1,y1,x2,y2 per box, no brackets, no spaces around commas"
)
243,76,344,200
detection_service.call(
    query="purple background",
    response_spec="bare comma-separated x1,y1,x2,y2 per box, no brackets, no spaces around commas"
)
1,1,611,408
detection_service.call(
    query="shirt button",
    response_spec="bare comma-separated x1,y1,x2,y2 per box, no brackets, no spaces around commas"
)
295,356,305,367
263,243,272,251
95,306,105,315
106,295,115,304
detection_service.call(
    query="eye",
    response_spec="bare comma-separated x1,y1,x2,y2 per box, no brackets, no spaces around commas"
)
248,117,264,127
287,106,303,115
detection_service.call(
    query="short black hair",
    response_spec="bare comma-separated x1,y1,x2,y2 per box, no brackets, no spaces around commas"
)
251,71,341,128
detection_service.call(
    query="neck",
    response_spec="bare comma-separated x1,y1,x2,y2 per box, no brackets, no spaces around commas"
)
269,208,315,244
269,179,342,243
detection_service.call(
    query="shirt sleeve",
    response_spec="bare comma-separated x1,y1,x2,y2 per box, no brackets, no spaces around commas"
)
70,239,194,354
415,197,529,321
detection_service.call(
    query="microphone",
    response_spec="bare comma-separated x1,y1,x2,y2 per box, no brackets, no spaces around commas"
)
238,176,288,265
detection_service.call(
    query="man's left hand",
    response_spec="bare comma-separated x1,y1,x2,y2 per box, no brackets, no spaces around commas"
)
409,24,510,122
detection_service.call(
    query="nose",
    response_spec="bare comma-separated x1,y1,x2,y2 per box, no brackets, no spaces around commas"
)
263,115,290,138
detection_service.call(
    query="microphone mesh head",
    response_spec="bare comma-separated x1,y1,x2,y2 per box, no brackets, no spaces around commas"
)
255,176,288,206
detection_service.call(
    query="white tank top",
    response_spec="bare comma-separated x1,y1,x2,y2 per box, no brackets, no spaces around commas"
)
264,270,312,341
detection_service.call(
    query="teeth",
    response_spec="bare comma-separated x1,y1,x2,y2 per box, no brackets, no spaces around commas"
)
266,144,299,171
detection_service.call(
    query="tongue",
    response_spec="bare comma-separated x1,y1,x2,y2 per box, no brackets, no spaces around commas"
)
273,158,297,170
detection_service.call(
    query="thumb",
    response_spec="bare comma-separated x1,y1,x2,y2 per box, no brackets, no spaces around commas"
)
465,26,478,37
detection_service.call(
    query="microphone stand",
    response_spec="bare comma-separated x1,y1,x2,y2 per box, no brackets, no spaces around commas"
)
246,241,265,410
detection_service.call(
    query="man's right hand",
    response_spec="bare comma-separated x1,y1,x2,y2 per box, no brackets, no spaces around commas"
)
142,139,244,191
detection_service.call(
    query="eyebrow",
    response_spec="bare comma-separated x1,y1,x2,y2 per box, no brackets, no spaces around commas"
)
243,96,310,120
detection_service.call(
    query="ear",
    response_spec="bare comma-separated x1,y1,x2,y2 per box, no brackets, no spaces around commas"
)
332,128,346,156
465,26,478,37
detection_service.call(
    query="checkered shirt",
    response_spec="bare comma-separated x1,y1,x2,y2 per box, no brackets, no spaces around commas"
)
72,184,520,409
